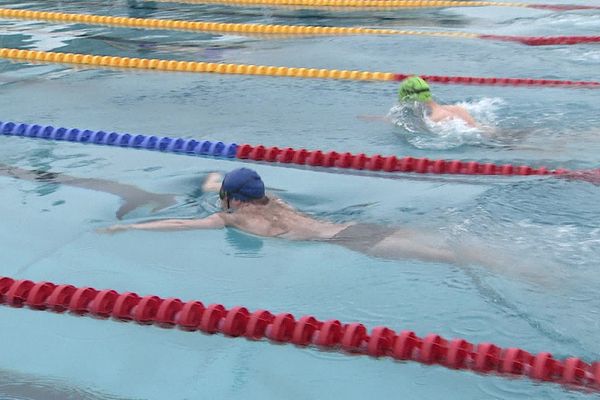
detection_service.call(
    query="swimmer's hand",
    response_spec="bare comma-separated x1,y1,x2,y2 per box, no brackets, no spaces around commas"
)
202,172,223,192
96,224,131,234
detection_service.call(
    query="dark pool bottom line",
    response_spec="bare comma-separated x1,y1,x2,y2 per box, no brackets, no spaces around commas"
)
5,120,600,182
1,276,598,392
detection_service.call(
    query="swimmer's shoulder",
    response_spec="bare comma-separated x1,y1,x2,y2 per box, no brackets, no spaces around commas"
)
272,196,295,210
440,104,466,114
438,104,478,127
215,211,238,226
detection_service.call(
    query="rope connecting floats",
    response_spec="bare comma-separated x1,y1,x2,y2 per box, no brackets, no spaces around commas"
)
1,48,599,88
0,121,238,158
0,120,574,177
1,276,599,391
480,34,600,46
122,0,600,10
236,143,566,176
2,9,598,46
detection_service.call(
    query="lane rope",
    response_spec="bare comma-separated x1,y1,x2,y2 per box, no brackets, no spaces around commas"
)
2,8,599,46
115,0,600,11
105,0,532,9
0,120,585,179
479,34,600,46
1,48,599,88
0,8,479,39
1,276,599,391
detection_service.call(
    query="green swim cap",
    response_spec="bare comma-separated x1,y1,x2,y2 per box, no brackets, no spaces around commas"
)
398,76,432,103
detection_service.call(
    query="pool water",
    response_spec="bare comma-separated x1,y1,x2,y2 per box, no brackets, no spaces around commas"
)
0,0,599,398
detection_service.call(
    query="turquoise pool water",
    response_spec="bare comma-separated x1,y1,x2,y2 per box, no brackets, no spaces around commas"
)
0,0,599,398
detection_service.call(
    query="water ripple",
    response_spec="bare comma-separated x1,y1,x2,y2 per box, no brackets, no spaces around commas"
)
0,369,126,400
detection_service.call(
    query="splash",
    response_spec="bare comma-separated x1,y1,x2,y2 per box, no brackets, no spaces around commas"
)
508,12,600,33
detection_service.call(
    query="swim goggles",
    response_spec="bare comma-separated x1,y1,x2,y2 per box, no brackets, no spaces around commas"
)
407,87,431,95
219,186,231,210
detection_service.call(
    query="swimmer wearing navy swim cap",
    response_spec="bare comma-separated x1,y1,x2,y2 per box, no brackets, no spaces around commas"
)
101,168,519,271
219,168,268,210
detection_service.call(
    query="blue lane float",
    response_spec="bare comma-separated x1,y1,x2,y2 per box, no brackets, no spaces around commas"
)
6,119,600,185
0,120,238,158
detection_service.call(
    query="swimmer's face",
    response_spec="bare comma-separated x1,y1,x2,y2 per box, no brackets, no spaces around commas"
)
219,191,243,210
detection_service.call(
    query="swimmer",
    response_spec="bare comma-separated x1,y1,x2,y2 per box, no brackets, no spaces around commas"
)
399,76,479,127
359,76,482,129
100,168,526,273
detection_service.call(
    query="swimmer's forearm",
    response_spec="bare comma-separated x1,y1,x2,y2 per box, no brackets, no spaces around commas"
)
130,217,225,230
126,220,193,231
100,215,225,233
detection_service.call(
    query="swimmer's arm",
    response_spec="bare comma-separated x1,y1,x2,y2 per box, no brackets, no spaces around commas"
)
202,172,223,192
98,213,226,233
451,107,479,129
0,163,176,219
463,114,479,129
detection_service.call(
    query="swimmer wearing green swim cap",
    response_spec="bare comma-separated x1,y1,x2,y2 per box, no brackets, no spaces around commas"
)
398,76,433,103
397,76,479,127
358,76,480,128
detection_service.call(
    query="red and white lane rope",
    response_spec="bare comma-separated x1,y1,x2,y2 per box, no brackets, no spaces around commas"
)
1,276,599,391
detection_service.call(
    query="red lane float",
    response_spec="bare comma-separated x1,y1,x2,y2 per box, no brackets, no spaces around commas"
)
393,74,600,88
480,35,600,46
1,276,599,391
528,4,600,11
235,143,571,176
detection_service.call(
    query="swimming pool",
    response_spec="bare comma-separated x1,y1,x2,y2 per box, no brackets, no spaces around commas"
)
1,0,599,398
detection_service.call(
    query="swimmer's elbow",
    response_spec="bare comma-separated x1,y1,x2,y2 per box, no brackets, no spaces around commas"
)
188,214,226,229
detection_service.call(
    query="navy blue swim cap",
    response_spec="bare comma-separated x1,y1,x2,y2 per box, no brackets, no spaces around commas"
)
220,168,265,202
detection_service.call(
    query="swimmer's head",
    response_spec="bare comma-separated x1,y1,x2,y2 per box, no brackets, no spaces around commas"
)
398,76,432,103
219,168,266,207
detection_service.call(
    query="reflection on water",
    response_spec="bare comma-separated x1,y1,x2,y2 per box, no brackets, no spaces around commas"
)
225,228,264,256
125,0,159,19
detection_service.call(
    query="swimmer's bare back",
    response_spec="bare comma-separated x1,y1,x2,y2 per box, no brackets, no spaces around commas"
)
427,103,479,128
219,197,349,240
0,163,176,219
